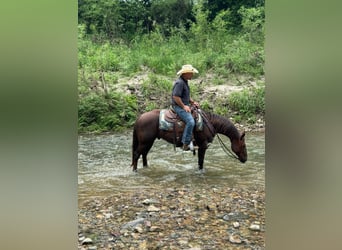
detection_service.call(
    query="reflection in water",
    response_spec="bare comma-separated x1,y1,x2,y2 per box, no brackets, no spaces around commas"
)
78,131,264,201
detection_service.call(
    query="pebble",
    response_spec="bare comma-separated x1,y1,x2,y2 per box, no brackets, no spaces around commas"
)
233,222,240,228
134,225,144,233
139,240,148,249
222,214,230,221
78,185,265,249
249,223,261,231
142,198,159,205
142,199,151,205
178,239,189,245
229,234,242,244
121,218,145,229
104,213,113,219
149,226,161,232
147,205,160,212
81,238,93,245
78,235,85,242
144,220,152,227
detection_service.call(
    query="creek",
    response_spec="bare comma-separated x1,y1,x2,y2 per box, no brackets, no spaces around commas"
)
78,131,265,202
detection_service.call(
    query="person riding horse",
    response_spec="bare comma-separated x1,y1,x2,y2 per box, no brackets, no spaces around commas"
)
131,64,247,172
171,64,199,151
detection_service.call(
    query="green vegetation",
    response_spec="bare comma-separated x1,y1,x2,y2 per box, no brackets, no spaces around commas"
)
78,91,137,133
228,82,265,124
78,0,265,133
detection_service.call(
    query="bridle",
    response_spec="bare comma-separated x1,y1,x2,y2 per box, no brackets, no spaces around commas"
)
198,109,240,160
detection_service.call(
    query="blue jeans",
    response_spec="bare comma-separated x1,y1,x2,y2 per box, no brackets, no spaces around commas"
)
173,105,195,145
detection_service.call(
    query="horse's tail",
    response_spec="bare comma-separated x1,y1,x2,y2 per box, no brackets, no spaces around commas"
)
131,125,138,166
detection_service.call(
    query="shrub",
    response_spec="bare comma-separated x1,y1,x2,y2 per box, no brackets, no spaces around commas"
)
228,83,265,120
78,91,137,133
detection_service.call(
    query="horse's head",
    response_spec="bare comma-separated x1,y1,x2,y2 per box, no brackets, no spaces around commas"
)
232,131,247,163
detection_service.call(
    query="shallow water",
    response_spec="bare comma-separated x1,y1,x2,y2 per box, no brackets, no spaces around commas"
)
78,130,265,202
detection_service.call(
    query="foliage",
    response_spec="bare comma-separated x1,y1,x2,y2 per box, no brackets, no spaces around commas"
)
78,0,194,42
78,1,265,132
203,0,265,32
228,82,265,123
140,74,173,111
78,0,264,42
78,91,137,133
238,6,265,43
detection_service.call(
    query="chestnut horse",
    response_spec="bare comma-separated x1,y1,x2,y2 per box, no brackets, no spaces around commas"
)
131,109,247,171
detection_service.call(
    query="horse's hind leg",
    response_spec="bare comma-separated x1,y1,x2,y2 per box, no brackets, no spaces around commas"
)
142,142,154,167
132,151,141,172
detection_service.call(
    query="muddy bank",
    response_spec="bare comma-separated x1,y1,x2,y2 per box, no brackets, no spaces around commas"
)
78,183,265,250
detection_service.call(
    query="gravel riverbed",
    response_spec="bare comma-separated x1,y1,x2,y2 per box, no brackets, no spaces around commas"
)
78,183,265,250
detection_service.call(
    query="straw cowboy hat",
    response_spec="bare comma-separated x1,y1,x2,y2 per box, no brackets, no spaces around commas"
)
176,64,199,76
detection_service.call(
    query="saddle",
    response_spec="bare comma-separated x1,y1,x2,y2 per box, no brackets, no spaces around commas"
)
159,106,203,132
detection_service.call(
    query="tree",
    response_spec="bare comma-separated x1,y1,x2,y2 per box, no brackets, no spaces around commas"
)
203,0,265,31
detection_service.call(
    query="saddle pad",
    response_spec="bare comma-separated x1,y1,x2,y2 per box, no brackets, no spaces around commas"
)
159,109,203,131
159,109,182,131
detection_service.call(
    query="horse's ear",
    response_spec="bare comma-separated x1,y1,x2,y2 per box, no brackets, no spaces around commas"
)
240,131,245,140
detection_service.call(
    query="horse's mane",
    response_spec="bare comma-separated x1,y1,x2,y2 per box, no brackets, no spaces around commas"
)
203,111,240,139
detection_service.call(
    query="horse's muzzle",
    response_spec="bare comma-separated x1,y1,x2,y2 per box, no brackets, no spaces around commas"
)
239,157,247,163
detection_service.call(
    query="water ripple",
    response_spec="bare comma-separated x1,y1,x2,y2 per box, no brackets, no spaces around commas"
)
78,131,265,201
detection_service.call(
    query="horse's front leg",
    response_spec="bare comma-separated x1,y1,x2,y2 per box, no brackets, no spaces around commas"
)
198,146,207,170
142,153,148,167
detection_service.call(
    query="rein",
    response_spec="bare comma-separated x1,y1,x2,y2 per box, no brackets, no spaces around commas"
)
216,134,239,160
198,109,239,160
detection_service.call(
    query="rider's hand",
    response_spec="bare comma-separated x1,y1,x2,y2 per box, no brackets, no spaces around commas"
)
184,105,191,112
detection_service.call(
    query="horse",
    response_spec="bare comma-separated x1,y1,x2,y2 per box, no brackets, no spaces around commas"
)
131,108,247,172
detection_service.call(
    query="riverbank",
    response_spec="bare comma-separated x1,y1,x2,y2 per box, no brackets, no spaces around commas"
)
78,183,265,250
79,69,265,134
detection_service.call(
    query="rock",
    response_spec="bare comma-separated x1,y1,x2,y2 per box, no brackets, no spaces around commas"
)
142,198,159,205
134,225,144,233
249,223,261,231
131,232,140,239
78,184,265,249
147,205,160,212
229,234,242,244
122,218,145,229
178,239,189,246
233,222,240,228
104,213,113,219
96,214,104,219
222,214,230,221
144,220,152,227
81,238,93,245
149,226,161,232
170,232,180,238
142,199,151,205
78,235,85,242
139,240,148,249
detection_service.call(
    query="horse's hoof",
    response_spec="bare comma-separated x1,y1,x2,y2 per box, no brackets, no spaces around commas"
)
196,168,206,174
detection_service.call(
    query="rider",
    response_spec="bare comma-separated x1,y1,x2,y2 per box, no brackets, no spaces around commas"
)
171,64,199,151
